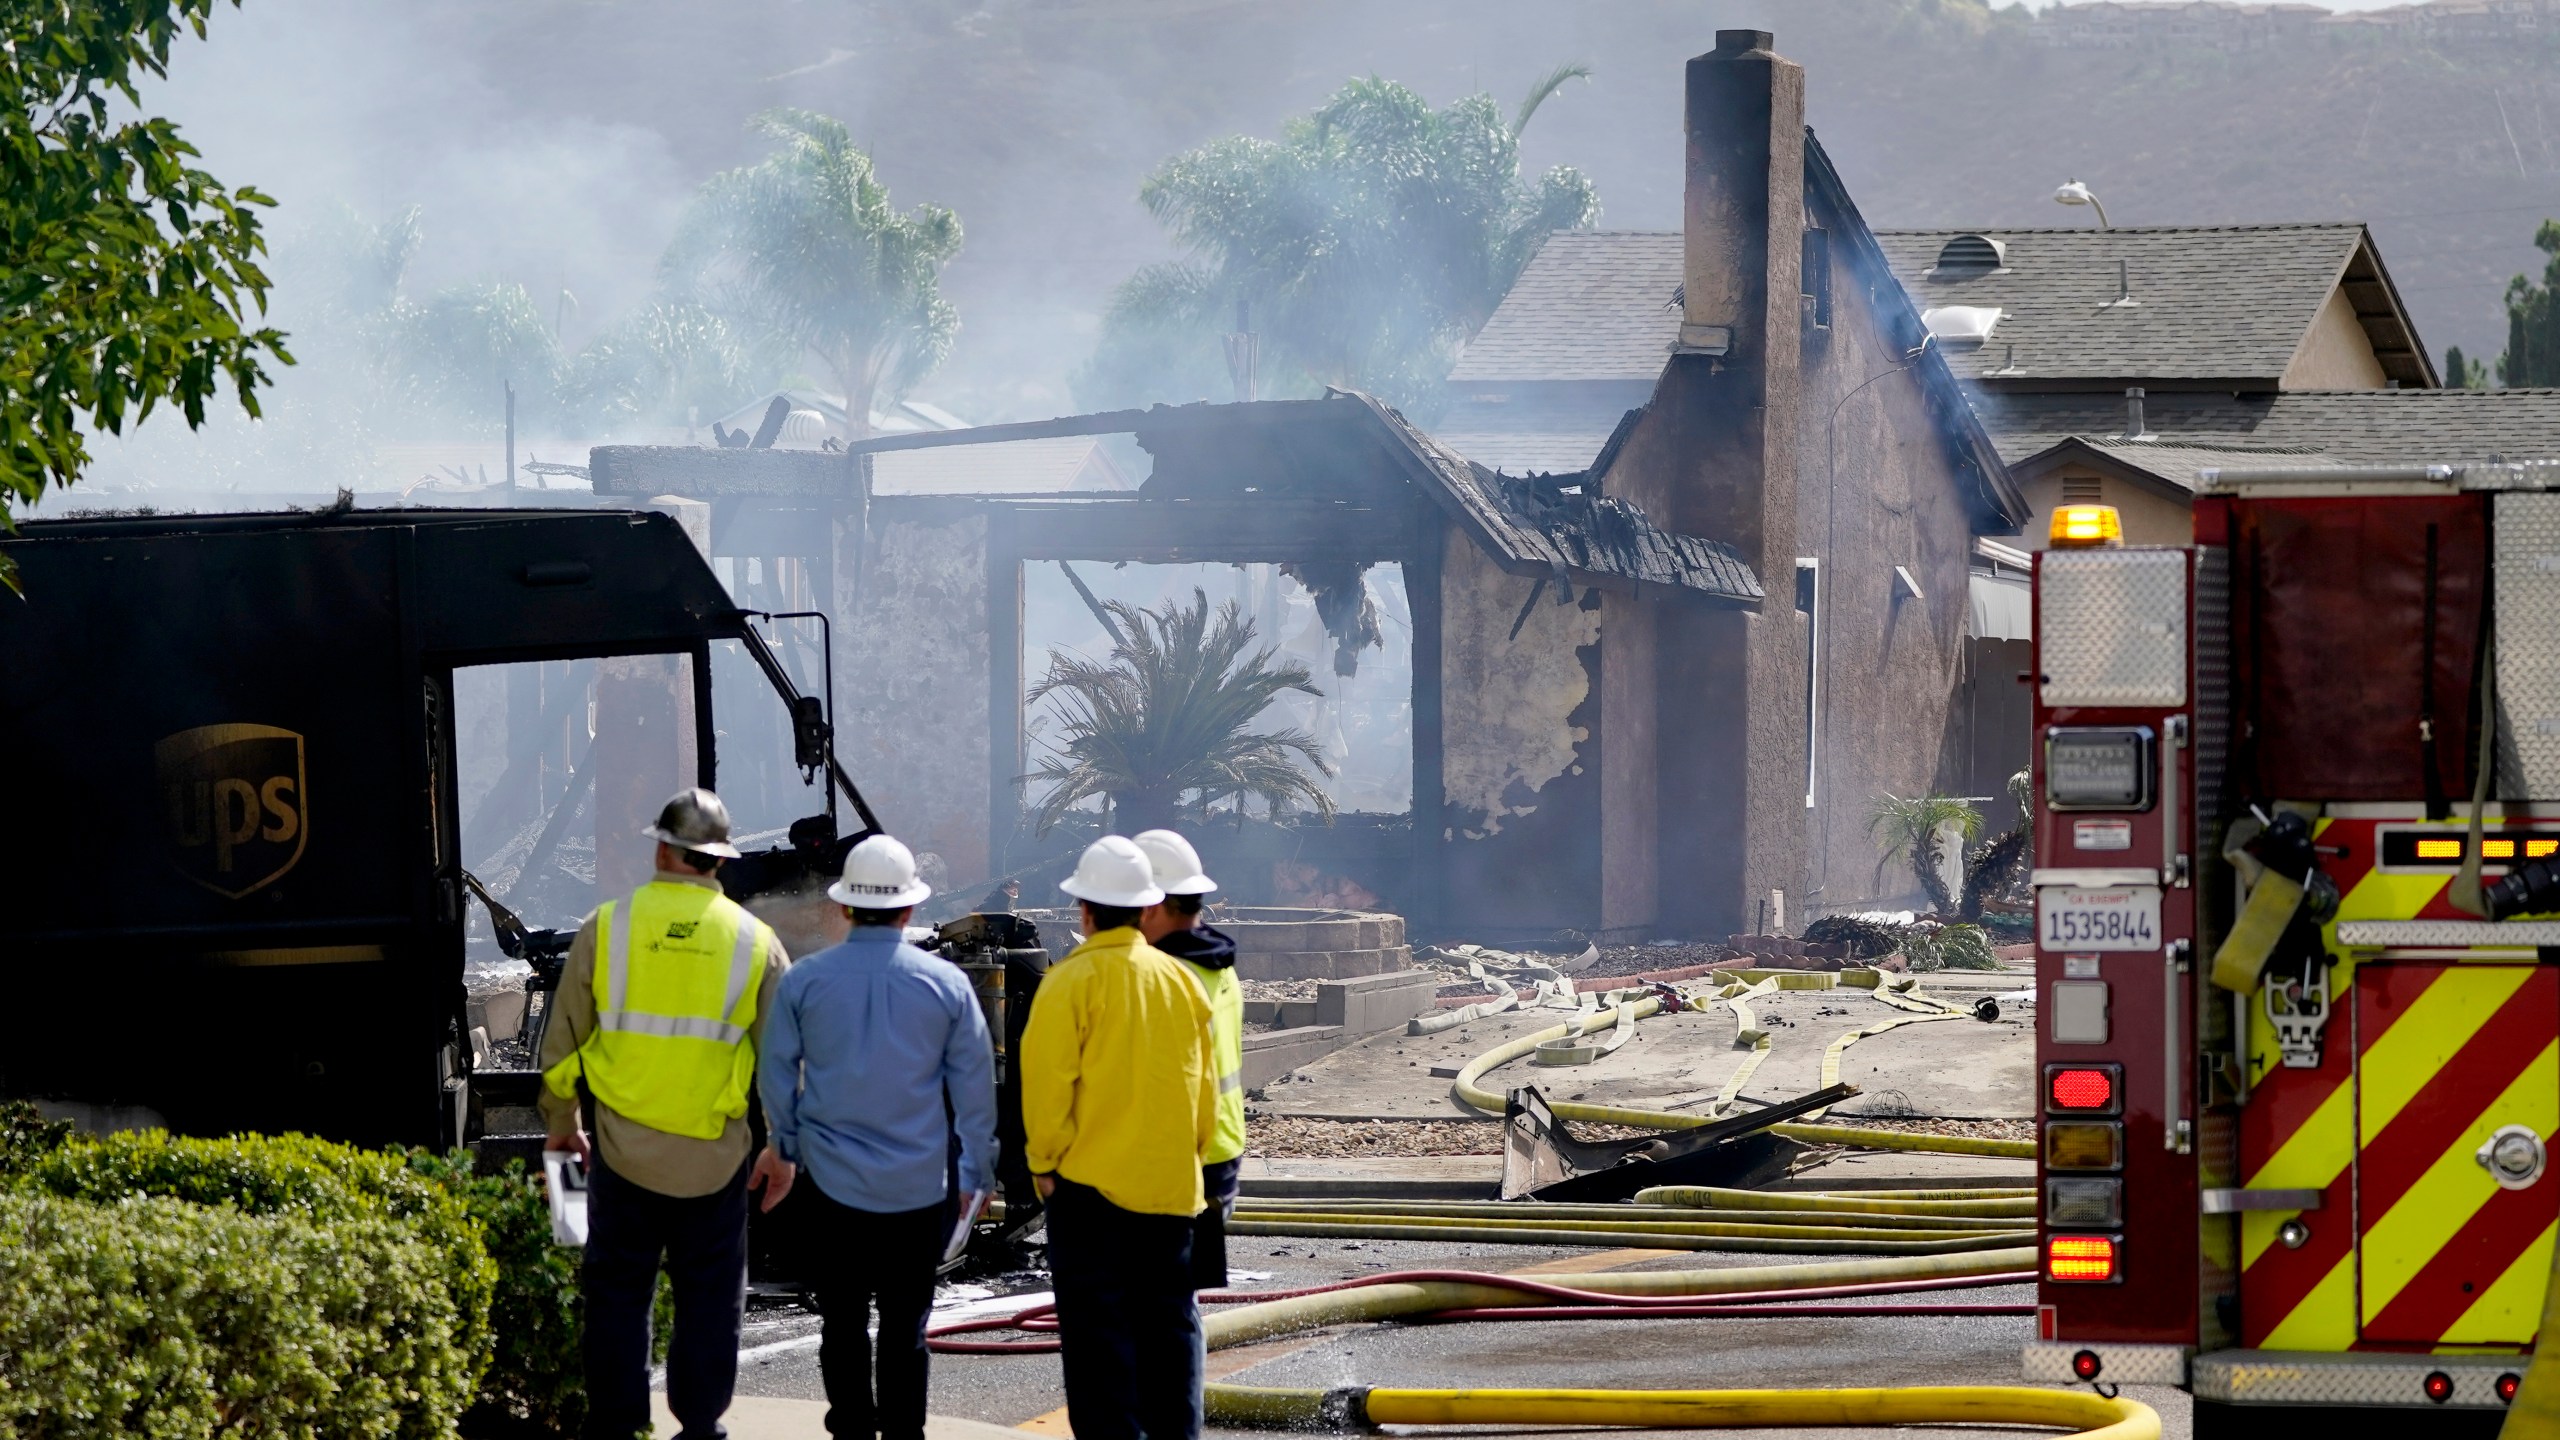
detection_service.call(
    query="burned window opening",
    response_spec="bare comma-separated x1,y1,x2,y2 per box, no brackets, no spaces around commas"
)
1279,559,1385,676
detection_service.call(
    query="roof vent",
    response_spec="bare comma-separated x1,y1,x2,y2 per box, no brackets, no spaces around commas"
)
1921,305,2004,347
1932,234,2006,276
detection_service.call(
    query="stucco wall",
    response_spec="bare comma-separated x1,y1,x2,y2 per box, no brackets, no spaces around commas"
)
2281,283,2390,391
833,508,992,885
1790,218,2008,917
2015,467,2194,550
1437,526,1604,932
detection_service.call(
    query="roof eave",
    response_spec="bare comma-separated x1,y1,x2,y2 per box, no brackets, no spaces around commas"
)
2341,227,2437,389
2008,437,2212,501
1803,130,2030,535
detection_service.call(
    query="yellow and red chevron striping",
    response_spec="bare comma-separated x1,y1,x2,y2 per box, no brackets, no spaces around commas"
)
2236,1017,2360,1349
2235,811,2560,1350
2356,965,2556,1344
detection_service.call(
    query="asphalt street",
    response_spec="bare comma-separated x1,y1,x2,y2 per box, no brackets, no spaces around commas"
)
727,1232,2192,1440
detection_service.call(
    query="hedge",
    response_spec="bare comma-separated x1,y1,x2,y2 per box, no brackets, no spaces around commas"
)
401,1152,591,1437
20,1131,499,1414
0,1188,469,1439
0,1110,666,1438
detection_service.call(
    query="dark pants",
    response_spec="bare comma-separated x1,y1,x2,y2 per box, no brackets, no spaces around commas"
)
804,1188,950,1440
1191,1158,1241,1292
582,1152,750,1440
1045,1177,1201,1440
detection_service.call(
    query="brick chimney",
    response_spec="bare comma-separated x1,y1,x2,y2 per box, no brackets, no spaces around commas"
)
1672,28,1805,573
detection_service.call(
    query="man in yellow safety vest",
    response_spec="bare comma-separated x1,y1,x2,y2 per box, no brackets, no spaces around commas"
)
1131,829,1245,1265
541,787,793,1440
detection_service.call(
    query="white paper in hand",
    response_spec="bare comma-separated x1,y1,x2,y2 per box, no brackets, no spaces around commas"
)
544,1150,591,1247
942,1190,990,1266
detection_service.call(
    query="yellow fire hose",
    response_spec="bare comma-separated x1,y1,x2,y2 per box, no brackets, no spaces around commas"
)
1449,996,2037,1159
1197,1248,2154,1437
1201,1246,2036,1347
1227,1216,2025,1254
1236,1199,2023,1231
1206,975,2073,1428
1631,1184,2038,1217
1208,1383,2158,1438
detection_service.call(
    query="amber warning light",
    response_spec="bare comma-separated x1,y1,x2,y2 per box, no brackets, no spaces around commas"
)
2048,503,2123,549
2046,1235,2119,1283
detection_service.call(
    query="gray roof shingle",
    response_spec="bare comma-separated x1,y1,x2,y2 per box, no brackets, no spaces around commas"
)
1872,224,2370,385
1985,389,2560,487
1449,232,1681,383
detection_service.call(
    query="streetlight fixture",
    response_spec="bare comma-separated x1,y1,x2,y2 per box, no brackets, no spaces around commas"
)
2054,178,2110,229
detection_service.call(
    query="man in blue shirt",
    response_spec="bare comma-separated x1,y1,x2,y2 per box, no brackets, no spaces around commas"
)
754,834,996,1440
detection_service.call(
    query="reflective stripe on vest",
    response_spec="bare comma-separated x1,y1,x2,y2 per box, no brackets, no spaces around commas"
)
599,905,758,1047
564,883,770,1141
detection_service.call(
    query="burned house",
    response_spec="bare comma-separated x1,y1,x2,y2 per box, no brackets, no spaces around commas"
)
591,31,2026,939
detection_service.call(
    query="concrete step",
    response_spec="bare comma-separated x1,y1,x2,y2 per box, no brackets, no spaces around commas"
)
1235,945,1411,980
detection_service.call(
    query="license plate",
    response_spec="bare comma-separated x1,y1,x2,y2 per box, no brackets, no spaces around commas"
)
2039,886,2162,951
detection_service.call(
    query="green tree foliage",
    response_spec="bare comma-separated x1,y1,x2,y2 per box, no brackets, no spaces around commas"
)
1080,67,1601,416
668,108,962,436
1027,590,1334,835
2504,220,2560,388
297,206,765,442
1900,922,2001,972
565,296,770,435
1957,767,2034,922
397,280,562,420
0,0,291,587
1866,793,1984,916
2445,344,2488,390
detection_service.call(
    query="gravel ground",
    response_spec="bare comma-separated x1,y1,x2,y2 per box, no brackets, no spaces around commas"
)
1801,1115,2036,1142
1582,942,1741,978
1239,978,1322,1002
1247,1115,1504,1157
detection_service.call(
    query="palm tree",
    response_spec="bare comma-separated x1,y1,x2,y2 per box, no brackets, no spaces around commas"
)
1867,794,1984,917
665,109,961,436
1078,67,1599,415
1025,590,1335,836
1957,769,2036,922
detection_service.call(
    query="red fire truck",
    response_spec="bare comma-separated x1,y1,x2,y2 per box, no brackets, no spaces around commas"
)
2023,467,2560,1435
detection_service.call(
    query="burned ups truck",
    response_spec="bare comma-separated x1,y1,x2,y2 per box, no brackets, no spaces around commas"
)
0,506,878,1149
2024,469,2560,1432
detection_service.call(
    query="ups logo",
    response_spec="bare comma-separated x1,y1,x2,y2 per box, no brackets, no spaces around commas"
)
158,724,307,899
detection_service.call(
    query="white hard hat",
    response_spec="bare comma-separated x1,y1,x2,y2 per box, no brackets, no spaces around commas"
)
643,787,742,859
828,834,934,909
1132,829,1216,896
1059,835,1165,909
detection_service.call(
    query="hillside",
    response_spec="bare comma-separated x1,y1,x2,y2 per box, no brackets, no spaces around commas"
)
123,0,2560,452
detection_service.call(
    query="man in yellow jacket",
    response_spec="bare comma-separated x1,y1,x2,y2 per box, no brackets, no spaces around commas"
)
540,788,792,1440
1020,835,1219,1440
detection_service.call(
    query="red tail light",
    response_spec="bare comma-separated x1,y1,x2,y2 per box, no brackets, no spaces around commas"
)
2499,1373,2521,1405
2046,1063,2120,1114
2423,1371,2454,1404
2046,1234,2119,1283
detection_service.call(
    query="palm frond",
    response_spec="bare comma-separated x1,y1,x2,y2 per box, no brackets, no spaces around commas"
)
1024,589,1334,834
1513,61,1593,136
